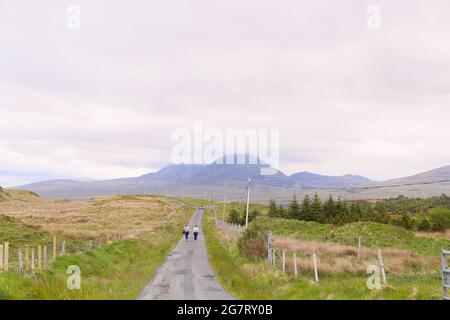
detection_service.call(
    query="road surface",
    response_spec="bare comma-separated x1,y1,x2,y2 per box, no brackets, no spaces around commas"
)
138,208,235,300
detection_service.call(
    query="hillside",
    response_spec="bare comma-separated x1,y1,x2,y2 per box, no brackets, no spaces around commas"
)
0,192,184,238
0,200,194,299
0,187,11,201
249,217,450,257
204,213,448,300
140,164,207,181
290,172,373,188
186,162,296,187
382,165,450,185
11,162,450,200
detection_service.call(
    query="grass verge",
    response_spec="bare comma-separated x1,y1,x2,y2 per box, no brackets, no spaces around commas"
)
204,212,444,300
0,206,194,299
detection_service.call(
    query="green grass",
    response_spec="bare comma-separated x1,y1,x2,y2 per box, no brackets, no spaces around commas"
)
332,222,450,257
178,197,267,218
0,189,39,202
178,197,213,207
0,215,88,257
219,201,268,220
0,215,51,246
250,217,450,257
248,216,332,240
204,212,445,300
0,207,194,299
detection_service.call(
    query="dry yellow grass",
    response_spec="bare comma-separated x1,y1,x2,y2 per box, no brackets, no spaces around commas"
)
0,191,184,238
414,230,450,241
273,236,439,275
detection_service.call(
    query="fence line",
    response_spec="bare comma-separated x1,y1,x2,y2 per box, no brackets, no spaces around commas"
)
443,250,450,300
0,233,126,276
264,232,400,286
377,248,387,285
215,218,244,236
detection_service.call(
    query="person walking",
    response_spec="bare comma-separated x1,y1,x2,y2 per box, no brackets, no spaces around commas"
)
183,225,190,240
193,225,199,241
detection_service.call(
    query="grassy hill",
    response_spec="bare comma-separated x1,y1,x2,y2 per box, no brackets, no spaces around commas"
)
249,217,450,257
0,187,12,202
0,193,182,238
205,213,448,300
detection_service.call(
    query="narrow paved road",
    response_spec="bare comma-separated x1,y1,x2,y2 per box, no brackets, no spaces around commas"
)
138,208,235,300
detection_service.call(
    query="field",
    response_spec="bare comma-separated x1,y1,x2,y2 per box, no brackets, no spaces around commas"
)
0,190,194,299
0,190,182,238
250,217,450,257
204,211,449,299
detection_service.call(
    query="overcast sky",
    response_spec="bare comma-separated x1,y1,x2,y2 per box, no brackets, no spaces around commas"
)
1,0,450,187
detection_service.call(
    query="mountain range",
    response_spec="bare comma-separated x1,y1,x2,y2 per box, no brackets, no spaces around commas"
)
8,155,450,201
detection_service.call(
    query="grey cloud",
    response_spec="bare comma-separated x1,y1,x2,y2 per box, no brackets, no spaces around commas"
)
1,0,450,186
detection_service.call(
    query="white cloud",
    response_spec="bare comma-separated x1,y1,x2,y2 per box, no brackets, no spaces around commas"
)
1,0,450,186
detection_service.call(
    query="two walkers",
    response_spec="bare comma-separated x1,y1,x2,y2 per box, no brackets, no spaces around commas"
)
183,225,199,241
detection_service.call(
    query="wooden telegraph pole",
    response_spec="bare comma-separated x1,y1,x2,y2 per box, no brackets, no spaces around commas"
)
245,177,251,230
223,180,227,221
267,231,273,265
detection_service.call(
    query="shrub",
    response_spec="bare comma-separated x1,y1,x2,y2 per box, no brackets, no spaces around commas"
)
393,214,415,230
228,209,240,224
418,218,431,231
431,219,447,232
429,207,450,231
238,229,267,261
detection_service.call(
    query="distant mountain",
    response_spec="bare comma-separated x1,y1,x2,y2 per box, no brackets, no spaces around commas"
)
185,163,295,188
290,172,373,189
12,155,293,198
11,159,450,200
176,154,294,187
381,165,450,185
140,164,207,181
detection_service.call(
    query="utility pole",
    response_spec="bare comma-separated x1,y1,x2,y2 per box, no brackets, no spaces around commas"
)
245,177,251,230
223,180,227,221
212,192,217,221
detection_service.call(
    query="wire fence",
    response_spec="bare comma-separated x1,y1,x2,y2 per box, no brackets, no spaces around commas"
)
214,218,244,237
0,235,122,276
443,250,450,300
212,224,448,299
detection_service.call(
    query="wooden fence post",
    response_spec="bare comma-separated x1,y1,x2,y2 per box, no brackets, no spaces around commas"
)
442,250,450,300
378,248,387,285
31,248,35,271
89,240,93,250
272,249,276,267
282,250,286,273
312,250,319,283
61,240,66,255
357,236,362,261
294,253,298,277
267,231,273,265
43,245,47,265
38,245,42,271
18,249,23,275
0,244,3,271
25,245,30,272
53,236,57,260
3,242,9,272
